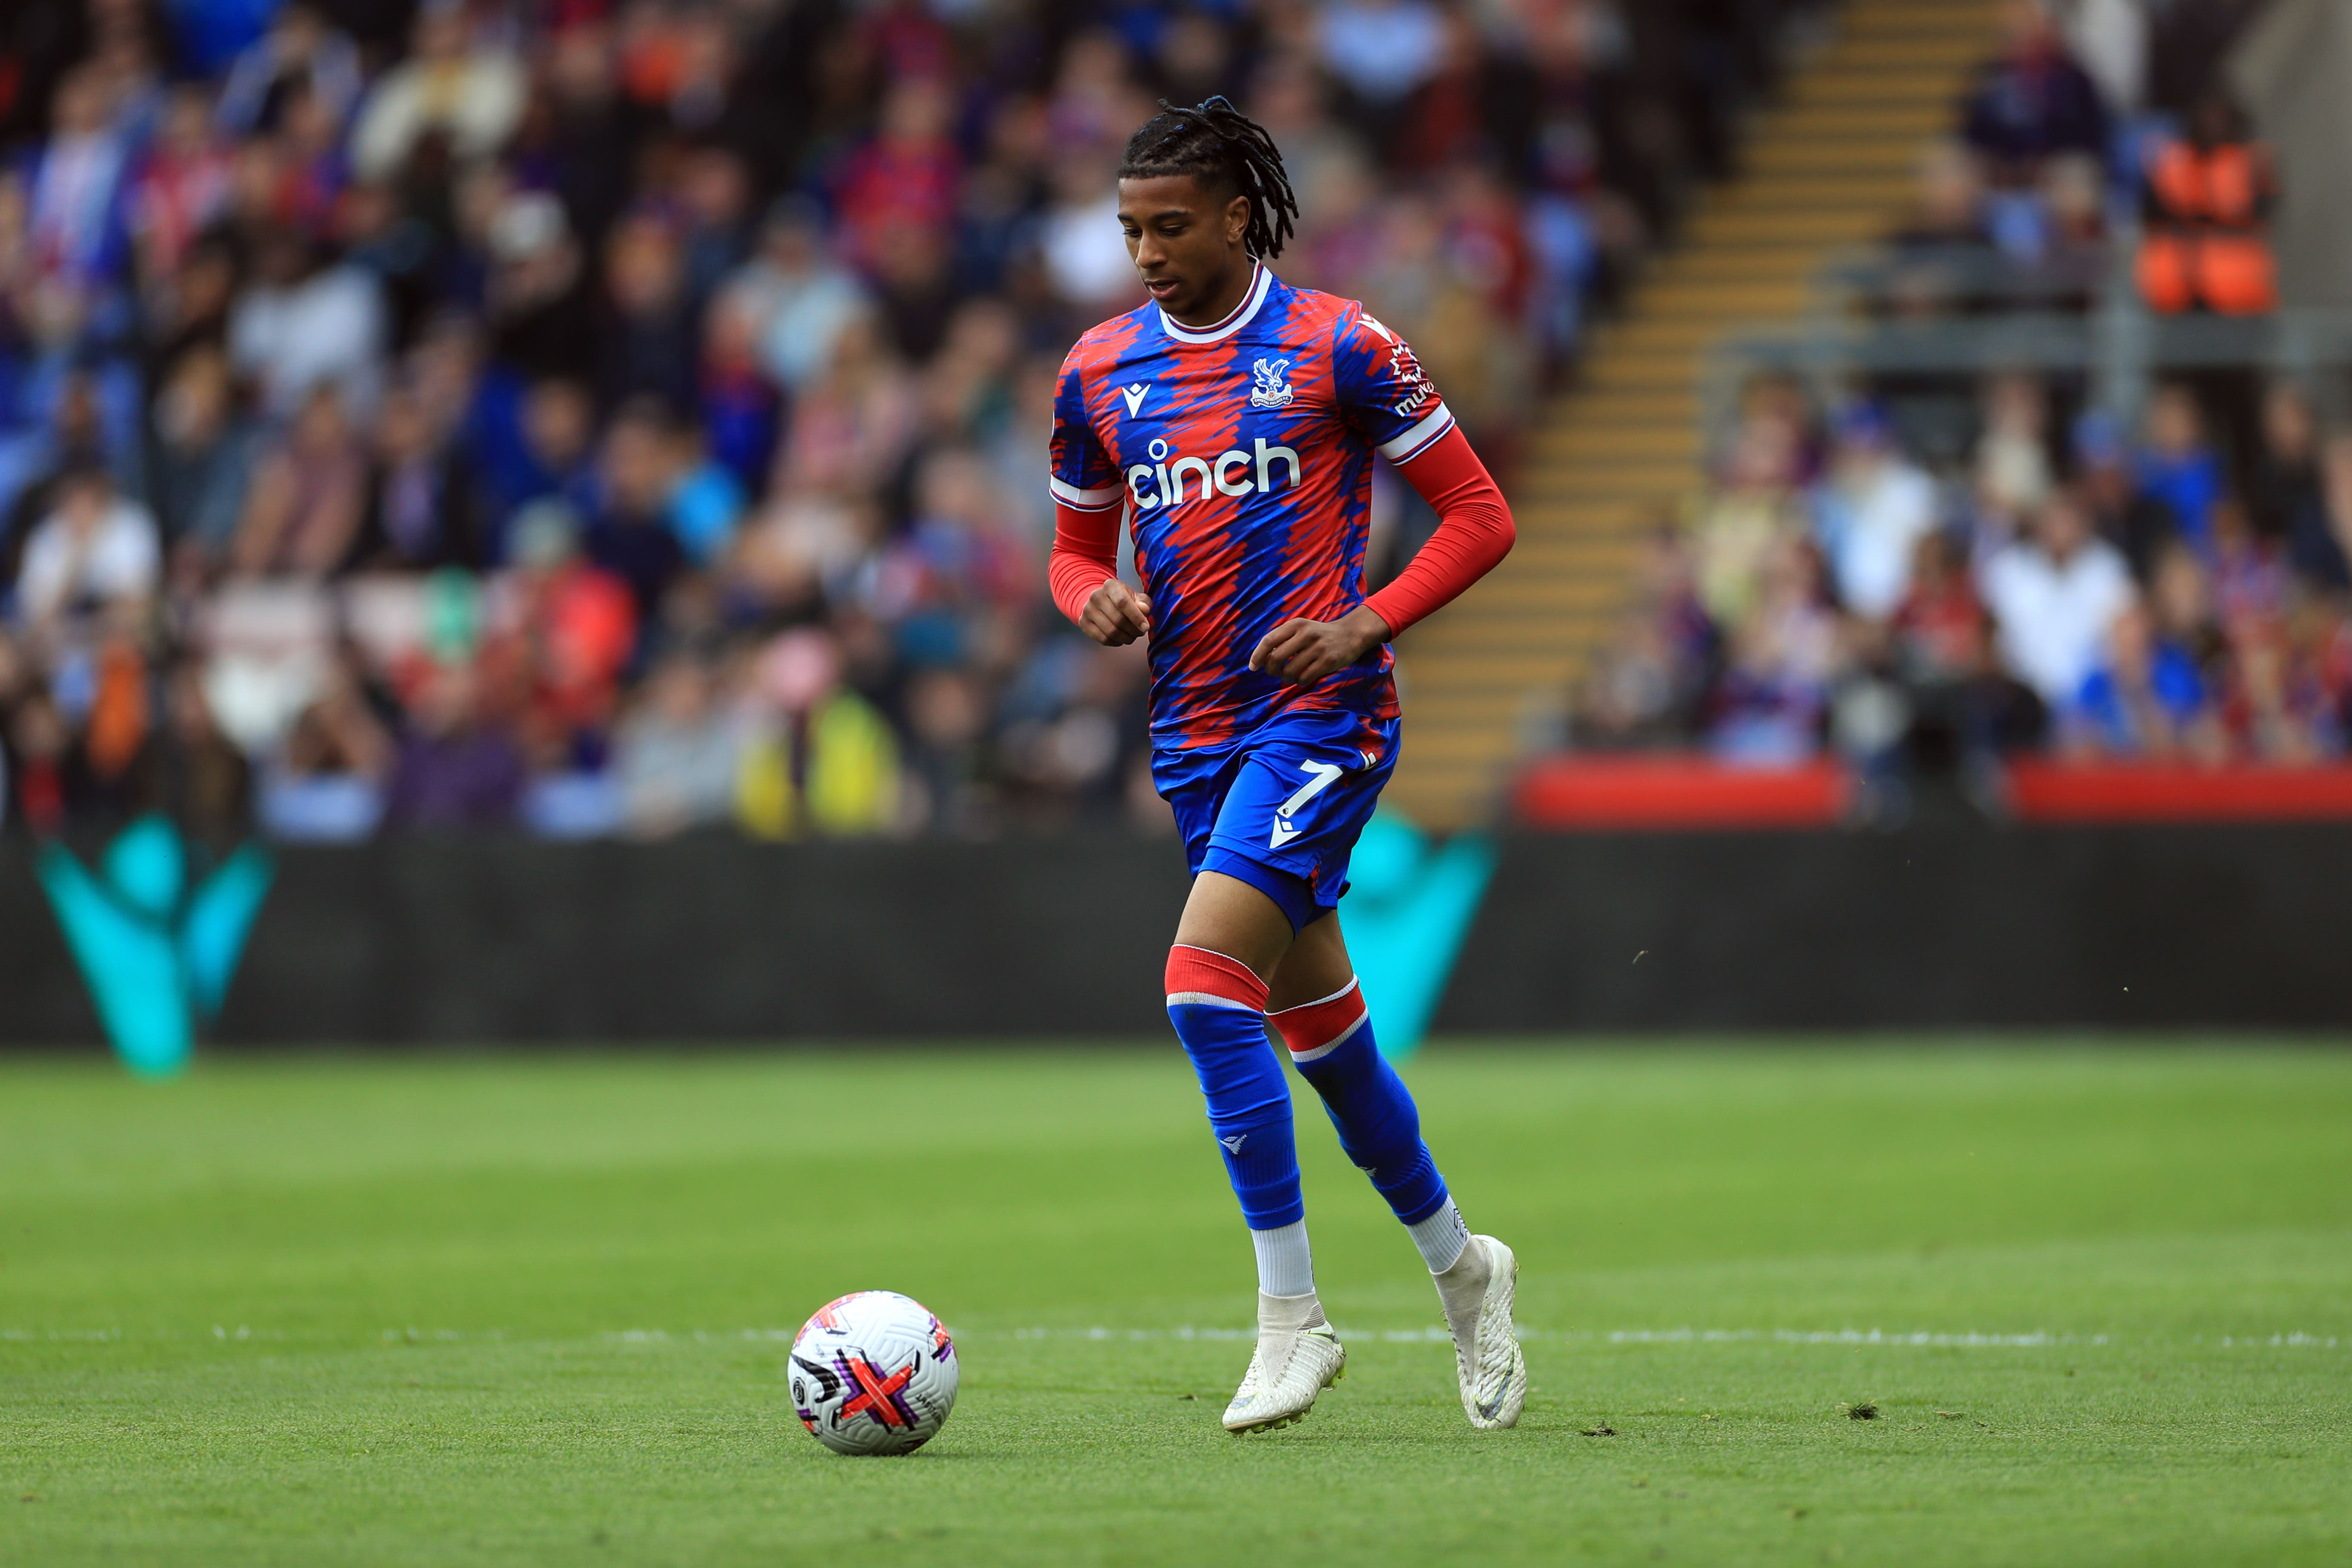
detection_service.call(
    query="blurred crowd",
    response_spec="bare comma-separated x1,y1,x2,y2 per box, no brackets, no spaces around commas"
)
1582,373,2352,791
1872,0,2276,319
1575,0,2352,812
0,0,1823,843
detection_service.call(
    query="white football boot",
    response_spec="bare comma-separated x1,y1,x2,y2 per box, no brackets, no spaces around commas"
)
1433,1234,1525,1429
1222,1291,1347,1433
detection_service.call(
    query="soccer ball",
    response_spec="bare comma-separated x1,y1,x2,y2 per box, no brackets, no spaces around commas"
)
788,1290,959,1456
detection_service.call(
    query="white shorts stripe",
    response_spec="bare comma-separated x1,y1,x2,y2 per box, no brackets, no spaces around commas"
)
1377,403,1455,464
1051,476,1123,510
1166,991,1262,1013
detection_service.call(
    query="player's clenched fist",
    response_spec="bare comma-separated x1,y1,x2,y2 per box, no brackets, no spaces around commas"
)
1080,579,1152,646
1250,604,1392,686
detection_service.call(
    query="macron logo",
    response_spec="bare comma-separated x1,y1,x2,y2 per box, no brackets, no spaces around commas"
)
1219,1134,1247,1154
1269,761,1345,850
1121,383,1150,417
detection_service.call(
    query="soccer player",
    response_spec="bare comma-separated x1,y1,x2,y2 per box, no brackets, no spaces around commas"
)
1047,99,1522,1433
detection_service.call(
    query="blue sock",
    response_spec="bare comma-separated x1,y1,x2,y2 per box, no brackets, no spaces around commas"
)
1272,980,1449,1225
1166,946,1303,1231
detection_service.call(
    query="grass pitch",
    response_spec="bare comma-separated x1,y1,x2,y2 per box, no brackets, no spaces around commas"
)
3,1042,2349,1566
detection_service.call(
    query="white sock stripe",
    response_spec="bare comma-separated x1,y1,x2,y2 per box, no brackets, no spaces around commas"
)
1167,991,1262,1013
1268,976,1361,1017
1284,1010,1369,1063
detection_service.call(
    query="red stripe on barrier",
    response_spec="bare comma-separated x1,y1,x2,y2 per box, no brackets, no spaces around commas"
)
2007,761,2352,822
1515,757,1849,830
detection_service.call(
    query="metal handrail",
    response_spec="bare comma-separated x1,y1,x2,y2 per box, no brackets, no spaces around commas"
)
1700,303,2352,452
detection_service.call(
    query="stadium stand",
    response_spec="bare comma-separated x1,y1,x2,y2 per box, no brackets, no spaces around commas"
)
0,0,1825,844
1390,0,2002,827
1519,0,2352,831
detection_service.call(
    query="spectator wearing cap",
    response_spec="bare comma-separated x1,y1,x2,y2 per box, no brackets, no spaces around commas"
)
1980,489,2134,713
1812,404,1939,622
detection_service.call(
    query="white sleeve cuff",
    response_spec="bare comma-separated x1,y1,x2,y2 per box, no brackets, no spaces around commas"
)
1050,476,1123,510
1377,402,1455,464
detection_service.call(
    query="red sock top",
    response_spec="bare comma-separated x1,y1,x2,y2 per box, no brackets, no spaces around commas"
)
1164,945,1270,1012
1268,978,1369,1058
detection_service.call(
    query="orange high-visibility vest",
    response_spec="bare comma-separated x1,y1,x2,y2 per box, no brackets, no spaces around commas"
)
2138,140,2276,315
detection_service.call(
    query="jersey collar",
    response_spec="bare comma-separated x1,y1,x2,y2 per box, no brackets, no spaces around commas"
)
1157,261,1273,345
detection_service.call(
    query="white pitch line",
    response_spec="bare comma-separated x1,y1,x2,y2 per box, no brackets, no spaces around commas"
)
982,1326,2343,1350
2,1327,2339,1350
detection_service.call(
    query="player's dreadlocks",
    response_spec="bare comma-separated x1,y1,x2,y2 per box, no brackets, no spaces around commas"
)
1118,96,1299,260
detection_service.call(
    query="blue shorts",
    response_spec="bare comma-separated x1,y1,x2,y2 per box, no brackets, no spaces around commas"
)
1155,707,1401,932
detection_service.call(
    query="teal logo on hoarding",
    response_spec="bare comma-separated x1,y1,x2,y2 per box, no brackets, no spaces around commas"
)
37,816,273,1076
1341,812,1496,1059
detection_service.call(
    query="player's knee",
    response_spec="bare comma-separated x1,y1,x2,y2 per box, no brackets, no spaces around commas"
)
1165,943,1288,1126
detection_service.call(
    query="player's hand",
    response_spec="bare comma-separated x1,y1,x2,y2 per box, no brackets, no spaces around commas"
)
1249,605,1392,687
1080,579,1151,646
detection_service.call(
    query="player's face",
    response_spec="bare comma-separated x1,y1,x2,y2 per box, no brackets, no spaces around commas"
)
1118,175,1252,322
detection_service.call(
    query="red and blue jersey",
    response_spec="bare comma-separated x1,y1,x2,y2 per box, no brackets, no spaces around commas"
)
1050,263,1457,751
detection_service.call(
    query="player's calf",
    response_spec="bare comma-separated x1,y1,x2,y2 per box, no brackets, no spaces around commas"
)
1270,978,1467,1271
1271,976,1525,1429
1165,945,1323,1292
